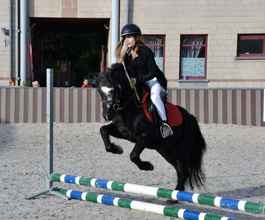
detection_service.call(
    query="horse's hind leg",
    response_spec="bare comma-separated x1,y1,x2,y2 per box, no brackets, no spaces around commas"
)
100,123,124,154
130,143,154,171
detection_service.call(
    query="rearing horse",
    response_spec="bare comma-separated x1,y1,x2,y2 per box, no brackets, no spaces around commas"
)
96,63,206,191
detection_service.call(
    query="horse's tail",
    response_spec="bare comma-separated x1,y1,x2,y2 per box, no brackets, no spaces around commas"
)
184,112,206,189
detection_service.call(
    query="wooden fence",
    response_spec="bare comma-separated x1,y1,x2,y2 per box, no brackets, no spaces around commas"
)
0,87,264,126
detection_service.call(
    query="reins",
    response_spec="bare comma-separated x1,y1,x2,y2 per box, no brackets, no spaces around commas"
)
121,62,141,103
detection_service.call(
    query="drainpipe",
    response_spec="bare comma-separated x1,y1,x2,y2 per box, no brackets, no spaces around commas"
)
9,0,15,83
111,0,120,64
17,0,20,85
125,0,133,24
20,0,28,86
125,0,129,24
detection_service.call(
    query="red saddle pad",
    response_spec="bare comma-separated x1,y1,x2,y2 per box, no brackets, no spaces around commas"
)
142,92,183,127
165,102,183,127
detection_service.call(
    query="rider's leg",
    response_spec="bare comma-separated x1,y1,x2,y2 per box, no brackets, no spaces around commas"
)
149,82,167,121
147,79,173,138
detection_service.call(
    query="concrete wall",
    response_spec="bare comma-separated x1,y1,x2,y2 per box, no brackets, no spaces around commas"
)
0,87,264,126
1,0,265,87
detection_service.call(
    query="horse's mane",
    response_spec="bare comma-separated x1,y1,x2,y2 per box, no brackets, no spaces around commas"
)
96,63,125,85
96,63,124,86
110,63,124,72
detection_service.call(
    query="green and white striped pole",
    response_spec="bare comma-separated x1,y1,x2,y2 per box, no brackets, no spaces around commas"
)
53,187,235,220
51,173,265,215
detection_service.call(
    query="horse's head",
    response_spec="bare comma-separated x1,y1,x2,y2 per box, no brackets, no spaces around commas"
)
96,63,127,121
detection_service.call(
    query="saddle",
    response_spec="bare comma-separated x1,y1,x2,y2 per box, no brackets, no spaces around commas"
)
142,92,183,127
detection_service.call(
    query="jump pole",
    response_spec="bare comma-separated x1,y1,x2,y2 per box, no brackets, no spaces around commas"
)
51,173,265,215
47,68,54,189
263,89,265,123
26,68,56,199
53,187,236,220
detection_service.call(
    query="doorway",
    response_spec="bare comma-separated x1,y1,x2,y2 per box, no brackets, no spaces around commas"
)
30,18,109,87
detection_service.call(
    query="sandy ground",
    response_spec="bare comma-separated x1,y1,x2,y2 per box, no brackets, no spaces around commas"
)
0,123,265,220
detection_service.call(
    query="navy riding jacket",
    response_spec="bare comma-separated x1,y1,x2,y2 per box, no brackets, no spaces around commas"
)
124,44,167,90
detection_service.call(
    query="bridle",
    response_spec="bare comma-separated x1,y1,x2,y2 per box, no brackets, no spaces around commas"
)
108,82,140,113
101,64,142,114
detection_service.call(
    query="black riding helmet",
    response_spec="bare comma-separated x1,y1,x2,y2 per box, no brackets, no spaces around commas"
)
121,24,142,37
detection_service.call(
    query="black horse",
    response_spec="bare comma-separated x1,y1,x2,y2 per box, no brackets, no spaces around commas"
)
96,63,206,191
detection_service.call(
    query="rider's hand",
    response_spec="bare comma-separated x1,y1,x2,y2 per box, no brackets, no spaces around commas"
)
120,41,129,62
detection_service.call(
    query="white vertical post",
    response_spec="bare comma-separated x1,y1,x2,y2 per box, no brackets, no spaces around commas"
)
111,0,120,64
25,70,56,199
263,89,265,122
9,0,14,81
46,68,54,188
20,0,28,85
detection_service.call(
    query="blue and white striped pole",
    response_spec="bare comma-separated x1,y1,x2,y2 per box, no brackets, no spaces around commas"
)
53,187,236,220
51,173,265,215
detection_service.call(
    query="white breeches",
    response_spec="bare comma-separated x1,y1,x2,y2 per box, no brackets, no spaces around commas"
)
146,77,167,121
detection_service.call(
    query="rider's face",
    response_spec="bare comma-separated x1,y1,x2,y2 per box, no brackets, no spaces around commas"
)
124,35,136,48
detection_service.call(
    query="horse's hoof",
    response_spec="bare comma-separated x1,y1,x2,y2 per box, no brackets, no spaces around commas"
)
139,161,154,171
106,144,123,154
166,199,179,204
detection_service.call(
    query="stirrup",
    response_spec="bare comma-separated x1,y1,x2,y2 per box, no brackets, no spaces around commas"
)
160,122,173,138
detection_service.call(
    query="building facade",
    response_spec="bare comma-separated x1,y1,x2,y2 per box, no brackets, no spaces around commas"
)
0,0,265,88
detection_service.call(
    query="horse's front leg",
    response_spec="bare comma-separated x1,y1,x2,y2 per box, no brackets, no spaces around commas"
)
130,143,154,171
100,123,124,154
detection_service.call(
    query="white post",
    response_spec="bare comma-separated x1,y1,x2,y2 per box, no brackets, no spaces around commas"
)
25,68,55,200
263,89,265,122
46,68,54,188
111,0,120,64
20,0,28,85
9,0,14,82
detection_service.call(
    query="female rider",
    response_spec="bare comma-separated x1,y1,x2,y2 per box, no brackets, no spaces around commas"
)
116,23,173,138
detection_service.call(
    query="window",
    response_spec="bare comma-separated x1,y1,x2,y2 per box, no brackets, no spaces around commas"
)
237,34,265,58
179,35,207,80
142,35,165,72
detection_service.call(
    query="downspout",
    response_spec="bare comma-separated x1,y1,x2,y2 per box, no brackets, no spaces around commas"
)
125,0,129,24
17,0,20,85
125,0,133,24
9,0,15,83
20,0,28,86
111,0,120,64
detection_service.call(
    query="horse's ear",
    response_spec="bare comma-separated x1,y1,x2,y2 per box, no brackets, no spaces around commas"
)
95,72,103,87
110,63,123,71
95,71,108,87
110,63,124,82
